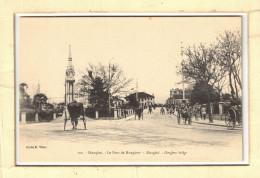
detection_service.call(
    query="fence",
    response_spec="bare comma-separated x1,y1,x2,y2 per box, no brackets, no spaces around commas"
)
19,108,62,123
85,107,135,119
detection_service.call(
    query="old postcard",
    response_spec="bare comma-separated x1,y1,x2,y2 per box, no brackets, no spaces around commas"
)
16,14,248,165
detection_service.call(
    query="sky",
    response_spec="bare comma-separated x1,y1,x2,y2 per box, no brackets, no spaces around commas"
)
19,16,241,103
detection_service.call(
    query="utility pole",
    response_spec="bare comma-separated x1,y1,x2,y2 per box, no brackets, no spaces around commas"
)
108,62,111,114
182,68,185,100
108,62,116,114
181,42,185,100
136,78,138,107
64,79,66,105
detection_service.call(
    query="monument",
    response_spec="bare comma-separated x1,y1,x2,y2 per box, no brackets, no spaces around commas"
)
65,45,75,104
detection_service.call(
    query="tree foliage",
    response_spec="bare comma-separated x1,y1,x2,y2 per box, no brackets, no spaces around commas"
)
77,63,133,98
126,94,139,108
180,44,226,86
19,83,28,95
33,93,48,109
215,30,242,99
190,82,219,105
178,30,242,121
88,77,109,108
179,44,226,122
19,83,32,108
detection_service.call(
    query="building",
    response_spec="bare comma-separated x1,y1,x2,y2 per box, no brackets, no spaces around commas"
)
112,96,125,108
75,92,89,106
125,92,155,107
166,88,190,105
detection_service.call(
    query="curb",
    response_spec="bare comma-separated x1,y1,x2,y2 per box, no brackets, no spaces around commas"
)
121,115,135,121
192,121,227,127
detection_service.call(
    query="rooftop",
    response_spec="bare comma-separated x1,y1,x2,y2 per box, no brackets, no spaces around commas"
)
125,92,155,100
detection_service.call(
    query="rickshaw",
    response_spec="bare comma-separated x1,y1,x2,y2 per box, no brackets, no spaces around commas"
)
176,102,192,125
225,105,242,130
64,101,86,131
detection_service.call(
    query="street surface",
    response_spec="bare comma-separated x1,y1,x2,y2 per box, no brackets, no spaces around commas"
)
19,107,243,163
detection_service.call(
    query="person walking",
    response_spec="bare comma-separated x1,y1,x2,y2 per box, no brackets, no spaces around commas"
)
160,107,165,115
148,105,153,114
201,105,207,120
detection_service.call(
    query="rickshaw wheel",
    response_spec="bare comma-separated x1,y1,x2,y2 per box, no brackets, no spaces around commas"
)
226,109,236,130
227,119,235,130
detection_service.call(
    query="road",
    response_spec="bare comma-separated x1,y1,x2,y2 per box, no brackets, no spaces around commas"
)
19,108,243,163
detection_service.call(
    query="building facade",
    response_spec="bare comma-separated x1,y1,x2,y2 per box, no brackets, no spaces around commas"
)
112,96,125,108
125,92,155,107
166,88,190,105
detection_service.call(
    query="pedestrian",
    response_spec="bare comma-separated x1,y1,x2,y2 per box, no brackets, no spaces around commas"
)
160,107,165,115
187,103,192,124
193,104,199,121
148,105,152,114
201,105,207,120
124,109,127,118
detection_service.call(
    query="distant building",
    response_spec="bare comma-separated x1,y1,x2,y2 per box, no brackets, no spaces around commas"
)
125,92,155,107
166,88,190,105
112,96,125,108
75,92,89,106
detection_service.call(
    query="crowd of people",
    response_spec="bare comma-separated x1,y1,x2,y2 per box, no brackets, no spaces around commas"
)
158,103,209,124
141,101,242,127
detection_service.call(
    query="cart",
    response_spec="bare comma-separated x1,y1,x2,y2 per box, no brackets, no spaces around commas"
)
64,102,86,131
225,106,242,130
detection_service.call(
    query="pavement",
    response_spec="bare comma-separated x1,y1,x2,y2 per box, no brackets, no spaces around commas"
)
18,107,243,163
192,117,242,129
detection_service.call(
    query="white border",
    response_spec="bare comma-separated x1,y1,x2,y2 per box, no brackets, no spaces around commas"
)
15,13,249,166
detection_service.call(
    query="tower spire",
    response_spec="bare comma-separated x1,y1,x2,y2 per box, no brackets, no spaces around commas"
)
68,45,72,60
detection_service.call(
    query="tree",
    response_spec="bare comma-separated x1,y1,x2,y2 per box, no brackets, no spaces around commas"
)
19,83,28,96
179,44,226,122
216,30,242,99
125,94,139,108
221,93,232,101
77,63,133,103
33,93,48,109
88,77,109,108
214,77,227,101
190,81,219,105
19,83,32,108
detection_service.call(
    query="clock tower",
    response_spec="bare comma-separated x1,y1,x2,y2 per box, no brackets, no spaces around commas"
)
65,45,75,104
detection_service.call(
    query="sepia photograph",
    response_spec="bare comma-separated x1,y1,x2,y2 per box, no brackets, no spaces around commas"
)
16,14,248,165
